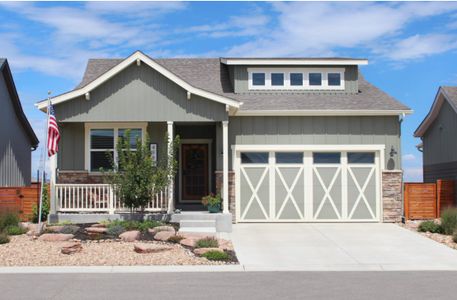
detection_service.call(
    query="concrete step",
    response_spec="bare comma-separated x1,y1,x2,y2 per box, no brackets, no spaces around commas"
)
179,227,217,233
171,212,223,222
179,219,216,228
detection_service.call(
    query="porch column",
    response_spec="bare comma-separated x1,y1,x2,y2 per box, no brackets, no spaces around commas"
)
222,120,229,214
49,153,57,215
167,121,174,214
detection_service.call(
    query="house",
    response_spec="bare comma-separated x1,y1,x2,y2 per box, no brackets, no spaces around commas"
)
36,51,411,231
415,86,457,188
0,59,39,187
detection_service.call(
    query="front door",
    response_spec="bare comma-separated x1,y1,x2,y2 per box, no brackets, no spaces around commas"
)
181,144,209,202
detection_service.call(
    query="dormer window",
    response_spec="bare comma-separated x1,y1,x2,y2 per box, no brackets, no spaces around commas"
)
290,73,303,86
252,73,265,86
328,73,341,86
271,73,284,86
309,73,322,86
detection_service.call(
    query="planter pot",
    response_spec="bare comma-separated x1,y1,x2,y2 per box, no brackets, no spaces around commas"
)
207,203,221,213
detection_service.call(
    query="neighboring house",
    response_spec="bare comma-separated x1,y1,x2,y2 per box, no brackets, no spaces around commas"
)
415,86,457,185
0,59,39,187
36,51,411,230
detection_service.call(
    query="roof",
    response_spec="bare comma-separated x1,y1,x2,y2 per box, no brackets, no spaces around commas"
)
1,59,39,149
37,51,411,115
220,57,368,66
415,86,457,137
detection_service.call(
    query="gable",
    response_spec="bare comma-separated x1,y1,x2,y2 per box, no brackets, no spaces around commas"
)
54,63,228,122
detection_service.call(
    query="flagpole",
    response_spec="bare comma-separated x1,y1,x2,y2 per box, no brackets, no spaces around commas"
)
38,91,51,227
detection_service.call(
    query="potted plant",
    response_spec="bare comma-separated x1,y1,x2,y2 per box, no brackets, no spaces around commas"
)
201,193,221,213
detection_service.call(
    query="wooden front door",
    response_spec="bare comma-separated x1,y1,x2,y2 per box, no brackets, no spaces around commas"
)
181,144,209,202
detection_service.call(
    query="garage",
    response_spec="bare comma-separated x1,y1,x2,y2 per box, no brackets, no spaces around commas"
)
234,145,383,222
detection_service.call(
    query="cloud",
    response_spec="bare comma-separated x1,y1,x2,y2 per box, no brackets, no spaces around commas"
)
402,154,417,162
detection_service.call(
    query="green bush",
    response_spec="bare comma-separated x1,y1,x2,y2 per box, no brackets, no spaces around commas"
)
167,235,184,243
0,232,10,244
32,184,50,223
202,250,229,261
418,220,444,234
60,225,80,234
107,220,163,233
106,225,126,237
440,208,457,235
5,226,26,236
0,212,20,231
195,237,219,249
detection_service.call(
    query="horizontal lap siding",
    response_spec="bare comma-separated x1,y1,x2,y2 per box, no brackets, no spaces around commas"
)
404,183,437,220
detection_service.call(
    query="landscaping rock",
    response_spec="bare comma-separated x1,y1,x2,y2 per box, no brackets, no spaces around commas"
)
153,231,175,241
134,243,172,254
85,227,107,234
217,239,233,251
193,247,223,256
26,223,45,236
46,226,64,233
179,232,213,240
119,230,140,242
61,242,82,255
90,223,106,228
180,238,196,248
148,226,176,235
38,233,74,242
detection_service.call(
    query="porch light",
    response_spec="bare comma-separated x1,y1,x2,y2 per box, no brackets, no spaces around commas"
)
389,146,397,158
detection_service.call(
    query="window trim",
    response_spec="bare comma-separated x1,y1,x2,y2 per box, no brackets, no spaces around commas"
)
251,72,266,86
248,68,345,90
85,122,147,173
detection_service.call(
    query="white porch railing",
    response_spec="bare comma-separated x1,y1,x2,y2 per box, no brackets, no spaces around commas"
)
55,184,169,213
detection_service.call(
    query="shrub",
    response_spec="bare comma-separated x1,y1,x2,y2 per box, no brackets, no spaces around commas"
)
195,237,219,249
0,232,9,244
0,212,20,231
167,235,184,243
5,226,26,236
202,250,229,261
453,231,457,244
60,225,80,234
32,184,50,223
418,220,444,234
440,208,457,235
106,225,126,237
107,220,163,233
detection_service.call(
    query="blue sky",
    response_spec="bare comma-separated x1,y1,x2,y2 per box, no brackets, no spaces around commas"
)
2,1,457,181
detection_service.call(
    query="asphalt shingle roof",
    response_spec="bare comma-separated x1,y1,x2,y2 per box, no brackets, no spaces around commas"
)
74,57,410,112
442,86,457,107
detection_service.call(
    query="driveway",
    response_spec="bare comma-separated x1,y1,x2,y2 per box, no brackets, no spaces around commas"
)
230,223,457,271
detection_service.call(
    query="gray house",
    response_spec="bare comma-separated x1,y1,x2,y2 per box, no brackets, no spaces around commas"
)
37,51,410,230
1,59,39,187
415,86,457,184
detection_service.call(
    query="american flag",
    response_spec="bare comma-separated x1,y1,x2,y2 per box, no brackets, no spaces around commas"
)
47,104,60,157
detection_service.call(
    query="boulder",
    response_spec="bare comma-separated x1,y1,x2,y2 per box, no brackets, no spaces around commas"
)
148,226,176,235
179,232,213,240
85,227,107,234
134,243,172,254
179,238,196,248
61,241,82,255
38,233,74,242
217,239,233,251
90,223,107,228
193,247,224,256
119,230,140,242
46,226,64,233
153,231,175,241
26,223,45,236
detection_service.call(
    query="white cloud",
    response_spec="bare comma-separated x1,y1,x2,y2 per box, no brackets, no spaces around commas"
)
402,154,417,162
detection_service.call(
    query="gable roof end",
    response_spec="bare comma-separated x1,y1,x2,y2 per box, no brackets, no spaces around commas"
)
1,59,39,149
414,86,457,137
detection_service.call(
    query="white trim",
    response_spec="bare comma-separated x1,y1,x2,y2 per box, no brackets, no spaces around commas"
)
179,139,212,204
84,122,147,172
231,109,413,116
222,121,229,213
248,67,345,91
167,121,174,213
221,58,368,66
232,144,386,153
36,51,241,110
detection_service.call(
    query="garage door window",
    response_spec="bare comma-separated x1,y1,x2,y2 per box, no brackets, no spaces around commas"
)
313,152,340,164
348,152,374,164
276,152,303,164
241,152,268,164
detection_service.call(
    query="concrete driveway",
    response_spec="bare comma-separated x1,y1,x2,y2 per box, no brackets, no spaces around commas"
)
230,223,457,271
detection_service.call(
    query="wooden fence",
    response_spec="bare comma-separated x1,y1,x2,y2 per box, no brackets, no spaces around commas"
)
404,179,455,220
0,184,42,221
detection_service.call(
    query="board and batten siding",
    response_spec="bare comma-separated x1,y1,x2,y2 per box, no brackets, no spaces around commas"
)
226,116,401,170
54,63,228,123
422,100,457,182
0,72,32,186
231,65,358,94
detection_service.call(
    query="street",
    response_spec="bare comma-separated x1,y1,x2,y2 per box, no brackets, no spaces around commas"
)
1,271,456,300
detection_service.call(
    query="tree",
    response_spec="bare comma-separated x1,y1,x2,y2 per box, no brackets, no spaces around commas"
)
104,130,179,213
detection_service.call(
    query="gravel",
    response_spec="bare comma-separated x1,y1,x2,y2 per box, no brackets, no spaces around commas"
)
399,221,457,250
0,235,234,266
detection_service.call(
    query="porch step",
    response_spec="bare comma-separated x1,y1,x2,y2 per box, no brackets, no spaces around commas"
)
178,220,217,234
179,227,217,233
170,212,232,233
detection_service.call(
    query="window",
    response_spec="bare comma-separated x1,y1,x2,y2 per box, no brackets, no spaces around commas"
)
290,73,303,86
252,73,265,86
271,73,284,86
313,152,340,164
241,152,268,164
328,73,341,86
348,152,374,164
118,128,142,149
276,152,303,164
309,73,322,86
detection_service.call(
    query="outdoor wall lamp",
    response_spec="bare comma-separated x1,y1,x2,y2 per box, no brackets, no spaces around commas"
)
390,146,397,158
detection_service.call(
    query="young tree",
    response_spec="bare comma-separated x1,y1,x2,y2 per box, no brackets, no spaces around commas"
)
104,130,179,214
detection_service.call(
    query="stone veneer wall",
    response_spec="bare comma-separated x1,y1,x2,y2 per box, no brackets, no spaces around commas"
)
215,171,235,222
57,171,105,184
382,170,403,223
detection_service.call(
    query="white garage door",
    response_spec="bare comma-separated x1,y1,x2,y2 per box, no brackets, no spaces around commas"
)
235,147,382,222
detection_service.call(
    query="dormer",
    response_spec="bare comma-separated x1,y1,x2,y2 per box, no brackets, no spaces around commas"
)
221,58,368,94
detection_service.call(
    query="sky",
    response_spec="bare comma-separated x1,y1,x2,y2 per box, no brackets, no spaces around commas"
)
2,1,457,181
